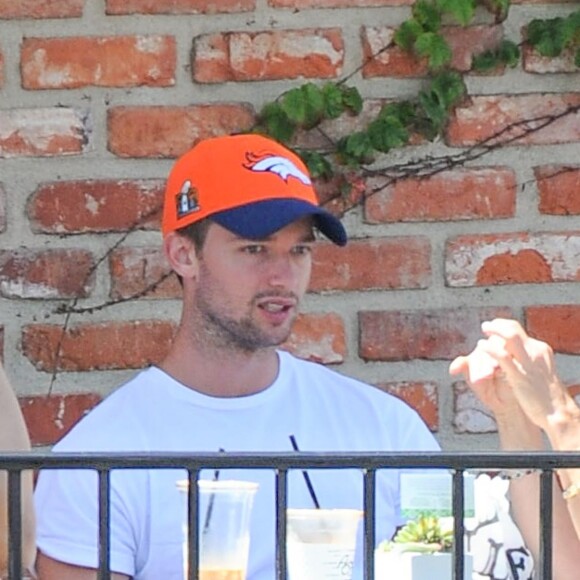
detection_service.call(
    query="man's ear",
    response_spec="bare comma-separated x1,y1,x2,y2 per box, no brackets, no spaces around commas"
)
163,232,199,280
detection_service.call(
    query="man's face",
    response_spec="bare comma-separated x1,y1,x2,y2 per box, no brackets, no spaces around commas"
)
189,217,315,352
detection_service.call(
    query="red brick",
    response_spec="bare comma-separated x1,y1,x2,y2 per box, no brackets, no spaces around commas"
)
106,0,255,14
359,307,512,361
29,180,164,234
281,313,346,364
0,184,5,232
0,0,83,18
107,105,255,158
0,249,94,299
110,247,180,300
19,393,101,446
376,382,439,431
363,25,503,78
523,44,579,74
271,0,411,6
310,238,431,292
0,108,88,158
365,168,516,223
525,305,580,355
21,36,176,89
453,381,497,434
446,232,580,287
193,29,344,83
536,166,580,215
447,93,580,147
22,320,176,372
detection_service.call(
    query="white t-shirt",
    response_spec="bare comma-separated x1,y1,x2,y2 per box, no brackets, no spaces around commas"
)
34,350,439,579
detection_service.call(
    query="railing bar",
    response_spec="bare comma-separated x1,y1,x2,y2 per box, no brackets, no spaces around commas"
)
275,468,288,580
363,468,376,580
539,469,553,580
97,469,111,580
1,451,580,471
452,469,465,580
7,470,22,580
187,468,200,580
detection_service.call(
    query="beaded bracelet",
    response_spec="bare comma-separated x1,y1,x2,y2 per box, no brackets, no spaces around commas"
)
563,482,580,501
495,468,536,480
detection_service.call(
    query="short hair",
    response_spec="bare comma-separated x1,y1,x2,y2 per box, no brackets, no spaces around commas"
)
172,218,213,286
176,217,213,254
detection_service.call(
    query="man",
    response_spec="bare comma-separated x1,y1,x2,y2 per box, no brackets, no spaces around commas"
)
451,318,580,579
34,134,439,579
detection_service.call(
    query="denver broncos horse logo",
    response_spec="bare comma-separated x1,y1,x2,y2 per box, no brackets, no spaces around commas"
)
244,152,311,185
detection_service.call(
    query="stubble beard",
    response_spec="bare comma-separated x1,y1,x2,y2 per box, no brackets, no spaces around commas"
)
193,286,297,354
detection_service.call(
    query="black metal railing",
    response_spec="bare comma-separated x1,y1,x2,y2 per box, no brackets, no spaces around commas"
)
2,450,580,579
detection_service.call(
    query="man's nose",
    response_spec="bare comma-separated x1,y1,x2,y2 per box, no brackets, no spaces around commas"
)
265,253,295,287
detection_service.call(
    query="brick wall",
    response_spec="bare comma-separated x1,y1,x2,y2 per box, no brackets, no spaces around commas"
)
0,0,578,449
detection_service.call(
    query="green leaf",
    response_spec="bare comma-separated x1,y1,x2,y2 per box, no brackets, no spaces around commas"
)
394,19,425,51
280,84,325,129
415,32,452,70
257,102,295,143
367,116,410,153
300,83,325,128
412,0,442,33
337,132,374,166
378,101,417,127
498,40,520,67
299,150,334,180
436,0,476,26
280,88,307,126
340,86,363,115
321,83,345,119
418,89,447,134
472,40,519,72
527,17,567,57
429,70,466,110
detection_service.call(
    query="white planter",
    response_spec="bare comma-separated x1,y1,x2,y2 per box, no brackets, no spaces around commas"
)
374,550,473,580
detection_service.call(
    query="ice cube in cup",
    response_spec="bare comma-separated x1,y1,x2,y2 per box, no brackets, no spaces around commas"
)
177,479,258,580
286,508,363,580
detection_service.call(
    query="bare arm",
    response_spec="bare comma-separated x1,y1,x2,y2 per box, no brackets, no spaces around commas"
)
36,551,130,580
450,320,580,580
0,362,35,575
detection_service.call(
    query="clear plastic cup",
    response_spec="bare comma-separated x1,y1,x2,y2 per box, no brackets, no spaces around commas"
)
177,479,259,580
286,508,363,580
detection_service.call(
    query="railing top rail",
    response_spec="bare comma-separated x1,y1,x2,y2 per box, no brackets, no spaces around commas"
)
0,450,579,470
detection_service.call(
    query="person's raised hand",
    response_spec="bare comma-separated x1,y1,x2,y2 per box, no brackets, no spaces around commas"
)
476,318,573,433
449,334,522,422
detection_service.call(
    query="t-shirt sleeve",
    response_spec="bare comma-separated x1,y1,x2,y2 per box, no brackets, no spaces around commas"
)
34,466,137,576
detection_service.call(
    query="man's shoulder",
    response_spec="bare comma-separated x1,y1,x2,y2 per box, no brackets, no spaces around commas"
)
52,367,161,451
280,351,408,407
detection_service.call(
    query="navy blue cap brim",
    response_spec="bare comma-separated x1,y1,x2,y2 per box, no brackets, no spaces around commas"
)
210,199,347,246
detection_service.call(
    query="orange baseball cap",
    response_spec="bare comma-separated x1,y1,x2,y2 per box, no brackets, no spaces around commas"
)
162,133,347,246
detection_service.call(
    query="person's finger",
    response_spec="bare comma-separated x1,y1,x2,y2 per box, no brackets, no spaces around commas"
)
481,319,531,367
449,356,469,376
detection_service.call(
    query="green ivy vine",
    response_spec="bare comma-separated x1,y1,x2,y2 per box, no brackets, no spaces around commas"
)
252,0,580,186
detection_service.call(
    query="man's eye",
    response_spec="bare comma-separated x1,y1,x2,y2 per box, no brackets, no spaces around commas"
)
293,245,313,255
243,245,265,254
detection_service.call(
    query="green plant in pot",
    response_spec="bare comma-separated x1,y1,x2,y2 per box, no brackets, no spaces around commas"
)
379,515,453,554
375,515,471,580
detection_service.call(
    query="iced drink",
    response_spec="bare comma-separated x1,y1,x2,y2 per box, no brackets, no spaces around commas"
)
177,479,258,580
286,508,363,580
199,570,244,580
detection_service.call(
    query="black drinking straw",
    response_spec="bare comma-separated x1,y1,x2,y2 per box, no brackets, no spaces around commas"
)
203,448,225,533
289,435,321,509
